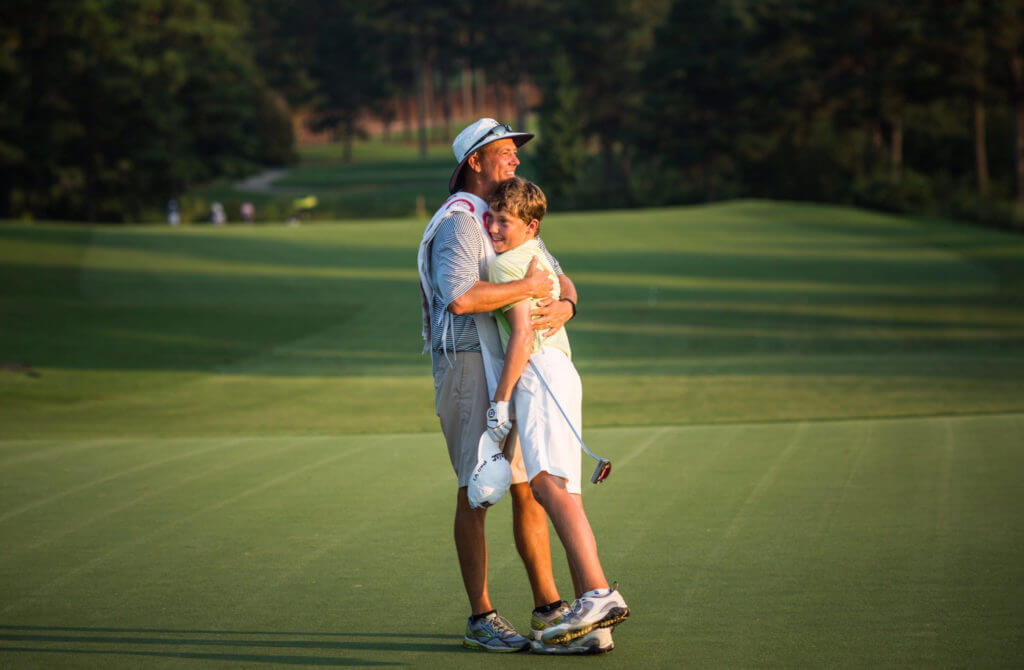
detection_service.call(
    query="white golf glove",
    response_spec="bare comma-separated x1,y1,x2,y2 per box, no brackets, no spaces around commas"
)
486,400,511,442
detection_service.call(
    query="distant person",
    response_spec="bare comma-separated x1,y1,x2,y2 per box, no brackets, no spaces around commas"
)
486,177,628,652
289,195,317,225
240,201,255,224
210,202,226,225
417,118,593,654
167,198,180,226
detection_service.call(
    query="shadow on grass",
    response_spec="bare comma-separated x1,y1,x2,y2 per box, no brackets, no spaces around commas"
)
0,624,457,666
3,219,1024,379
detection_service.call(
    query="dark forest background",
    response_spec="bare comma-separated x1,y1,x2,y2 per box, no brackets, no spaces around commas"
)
1,0,1022,226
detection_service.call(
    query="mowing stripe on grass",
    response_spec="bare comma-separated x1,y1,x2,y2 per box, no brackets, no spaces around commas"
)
1,437,388,615
810,422,873,539
615,425,673,469
229,466,452,615
685,422,808,603
0,437,248,525
3,436,327,560
0,438,129,469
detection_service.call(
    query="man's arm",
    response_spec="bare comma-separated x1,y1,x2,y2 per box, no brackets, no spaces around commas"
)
531,237,577,336
531,274,577,337
449,256,551,315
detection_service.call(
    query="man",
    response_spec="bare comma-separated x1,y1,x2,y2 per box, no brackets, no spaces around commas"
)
417,119,591,653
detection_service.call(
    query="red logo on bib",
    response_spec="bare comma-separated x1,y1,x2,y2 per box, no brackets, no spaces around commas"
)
446,198,475,212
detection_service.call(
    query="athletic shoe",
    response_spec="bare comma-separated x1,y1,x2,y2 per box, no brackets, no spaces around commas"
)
532,628,615,655
539,583,629,645
462,611,530,652
529,601,572,641
530,601,613,655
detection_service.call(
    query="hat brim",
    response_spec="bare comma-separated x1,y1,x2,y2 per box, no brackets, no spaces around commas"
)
448,132,534,194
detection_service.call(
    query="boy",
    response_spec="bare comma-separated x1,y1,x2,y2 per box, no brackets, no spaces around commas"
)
485,177,629,653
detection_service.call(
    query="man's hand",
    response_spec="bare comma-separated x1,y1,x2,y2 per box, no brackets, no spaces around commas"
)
523,256,554,300
486,400,511,442
531,297,574,337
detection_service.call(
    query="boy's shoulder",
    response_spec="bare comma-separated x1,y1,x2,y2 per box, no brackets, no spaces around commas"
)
490,239,540,280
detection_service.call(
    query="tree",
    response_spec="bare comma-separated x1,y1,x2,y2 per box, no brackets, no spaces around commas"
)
0,0,293,221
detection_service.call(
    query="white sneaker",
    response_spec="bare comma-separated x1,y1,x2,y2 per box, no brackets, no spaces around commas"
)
539,583,629,645
531,627,614,655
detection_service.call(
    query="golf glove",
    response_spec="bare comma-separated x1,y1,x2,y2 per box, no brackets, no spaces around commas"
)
486,400,511,442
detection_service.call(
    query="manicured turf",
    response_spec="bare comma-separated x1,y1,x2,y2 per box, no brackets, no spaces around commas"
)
2,200,1024,666
1,417,1022,667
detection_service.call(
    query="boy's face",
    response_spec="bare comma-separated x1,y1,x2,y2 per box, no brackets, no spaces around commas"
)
488,209,537,253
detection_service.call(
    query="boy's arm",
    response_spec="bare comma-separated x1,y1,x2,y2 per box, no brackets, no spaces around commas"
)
449,256,551,315
493,302,534,402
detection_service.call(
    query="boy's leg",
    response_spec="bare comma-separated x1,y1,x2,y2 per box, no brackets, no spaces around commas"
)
532,471,630,645
567,493,585,598
529,472,607,593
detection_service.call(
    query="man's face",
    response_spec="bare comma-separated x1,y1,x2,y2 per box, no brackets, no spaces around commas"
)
472,139,520,188
488,208,535,253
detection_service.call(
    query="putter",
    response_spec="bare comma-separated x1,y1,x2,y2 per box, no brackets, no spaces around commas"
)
527,359,612,484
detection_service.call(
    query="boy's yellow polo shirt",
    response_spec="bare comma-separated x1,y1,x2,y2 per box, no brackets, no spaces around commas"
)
488,238,572,360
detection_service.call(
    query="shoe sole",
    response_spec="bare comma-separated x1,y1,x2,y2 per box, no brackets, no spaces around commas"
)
462,637,529,653
541,606,630,645
530,639,614,655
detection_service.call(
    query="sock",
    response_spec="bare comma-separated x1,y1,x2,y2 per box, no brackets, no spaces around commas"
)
534,600,564,615
470,609,496,623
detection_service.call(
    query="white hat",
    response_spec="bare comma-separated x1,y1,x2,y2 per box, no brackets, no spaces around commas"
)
467,432,512,509
449,118,534,193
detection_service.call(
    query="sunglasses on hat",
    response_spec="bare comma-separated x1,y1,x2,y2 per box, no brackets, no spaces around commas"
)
466,122,514,154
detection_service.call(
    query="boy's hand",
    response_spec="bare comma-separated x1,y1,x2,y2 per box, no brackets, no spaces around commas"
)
523,256,552,299
531,297,573,337
486,401,511,441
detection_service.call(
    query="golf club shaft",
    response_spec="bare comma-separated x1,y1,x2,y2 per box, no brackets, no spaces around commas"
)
527,358,604,463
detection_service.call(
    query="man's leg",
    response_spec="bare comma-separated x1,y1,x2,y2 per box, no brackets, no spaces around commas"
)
529,472,607,593
454,487,491,615
509,482,561,608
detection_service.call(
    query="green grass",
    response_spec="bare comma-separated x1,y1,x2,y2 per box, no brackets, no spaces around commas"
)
3,201,1023,439
1,418,1022,667
2,200,1024,667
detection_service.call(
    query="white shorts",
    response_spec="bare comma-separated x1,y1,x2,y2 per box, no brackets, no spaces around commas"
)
513,347,583,495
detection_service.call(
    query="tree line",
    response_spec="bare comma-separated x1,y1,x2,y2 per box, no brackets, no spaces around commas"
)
1,0,1022,225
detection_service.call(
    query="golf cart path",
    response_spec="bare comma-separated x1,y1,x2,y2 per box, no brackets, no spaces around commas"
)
233,168,290,193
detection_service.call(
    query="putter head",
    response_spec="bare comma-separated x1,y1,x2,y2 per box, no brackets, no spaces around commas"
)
590,458,612,484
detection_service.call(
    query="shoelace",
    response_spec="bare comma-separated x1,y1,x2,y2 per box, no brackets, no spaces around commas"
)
488,614,517,636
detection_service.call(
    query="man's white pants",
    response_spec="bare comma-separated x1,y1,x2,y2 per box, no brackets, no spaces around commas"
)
513,347,583,495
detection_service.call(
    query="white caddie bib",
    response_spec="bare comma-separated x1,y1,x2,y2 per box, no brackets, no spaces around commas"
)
417,191,505,399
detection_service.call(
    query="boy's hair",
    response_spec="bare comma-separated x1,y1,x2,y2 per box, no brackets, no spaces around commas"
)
488,177,547,235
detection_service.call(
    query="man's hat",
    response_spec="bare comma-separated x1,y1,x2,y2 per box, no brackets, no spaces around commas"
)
449,118,534,193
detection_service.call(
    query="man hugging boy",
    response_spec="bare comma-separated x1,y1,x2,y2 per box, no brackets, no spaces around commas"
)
484,177,629,654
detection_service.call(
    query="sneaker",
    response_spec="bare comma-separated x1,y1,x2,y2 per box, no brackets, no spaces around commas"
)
531,628,615,655
531,601,613,655
539,583,629,645
462,611,530,652
529,601,571,641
